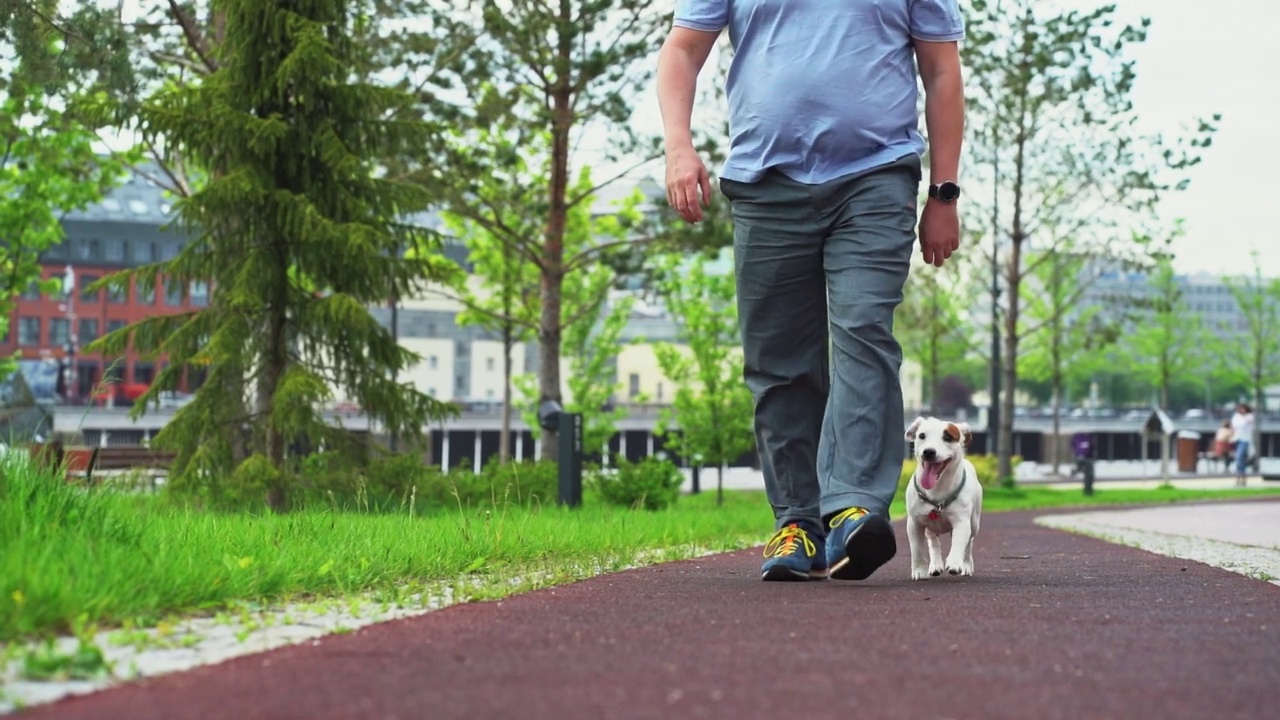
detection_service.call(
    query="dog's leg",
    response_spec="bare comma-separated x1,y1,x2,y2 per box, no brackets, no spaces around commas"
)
945,517,974,576
962,507,981,575
925,529,944,577
908,518,931,580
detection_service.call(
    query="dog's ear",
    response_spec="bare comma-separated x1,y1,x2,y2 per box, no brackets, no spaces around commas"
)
957,422,973,448
905,416,925,441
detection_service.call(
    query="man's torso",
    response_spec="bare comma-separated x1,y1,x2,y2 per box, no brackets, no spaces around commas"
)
673,0,964,184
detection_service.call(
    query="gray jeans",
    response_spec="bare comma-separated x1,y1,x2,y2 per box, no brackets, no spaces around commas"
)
720,156,919,534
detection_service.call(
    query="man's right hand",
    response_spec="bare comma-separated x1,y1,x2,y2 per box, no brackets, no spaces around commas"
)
664,145,712,224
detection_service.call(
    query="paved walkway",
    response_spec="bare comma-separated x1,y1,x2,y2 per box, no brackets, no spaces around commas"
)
20,499,1280,720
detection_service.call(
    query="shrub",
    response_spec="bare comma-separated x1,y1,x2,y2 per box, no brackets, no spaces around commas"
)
463,458,559,508
591,456,683,511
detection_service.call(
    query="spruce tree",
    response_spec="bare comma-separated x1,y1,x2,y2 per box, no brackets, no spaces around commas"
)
92,0,454,511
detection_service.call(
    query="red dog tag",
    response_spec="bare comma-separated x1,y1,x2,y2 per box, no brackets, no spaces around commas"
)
928,509,941,520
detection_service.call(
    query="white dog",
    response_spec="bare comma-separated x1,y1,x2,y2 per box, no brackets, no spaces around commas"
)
904,416,983,580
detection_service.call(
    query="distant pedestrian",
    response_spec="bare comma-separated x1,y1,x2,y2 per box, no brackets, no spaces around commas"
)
1229,403,1255,487
1212,420,1233,474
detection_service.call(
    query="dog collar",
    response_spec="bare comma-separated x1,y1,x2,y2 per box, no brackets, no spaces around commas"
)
914,468,967,512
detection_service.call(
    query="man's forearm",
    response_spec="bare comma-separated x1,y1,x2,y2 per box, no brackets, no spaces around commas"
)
656,43,701,152
923,69,965,184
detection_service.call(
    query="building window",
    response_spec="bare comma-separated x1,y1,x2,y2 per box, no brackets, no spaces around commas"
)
107,319,127,334
134,362,155,384
486,357,495,371
77,362,100,400
20,281,40,300
80,274,100,303
629,373,641,399
109,281,128,304
17,317,40,346
105,239,126,262
190,281,210,307
428,355,438,369
426,322,437,336
162,242,180,260
140,283,156,305
164,280,183,306
656,382,664,402
50,318,71,346
133,241,156,263
79,318,99,344
75,239,100,261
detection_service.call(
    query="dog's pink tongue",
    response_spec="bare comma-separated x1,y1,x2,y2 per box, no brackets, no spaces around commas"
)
920,462,943,490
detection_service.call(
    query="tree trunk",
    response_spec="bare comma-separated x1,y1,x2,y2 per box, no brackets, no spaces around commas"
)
1050,382,1062,475
1254,375,1264,472
717,464,724,507
539,4,573,462
499,323,513,464
259,275,289,513
929,316,940,414
997,188,1026,482
998,26,1032,484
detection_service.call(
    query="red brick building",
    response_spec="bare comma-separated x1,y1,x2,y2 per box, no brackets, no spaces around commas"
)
1,167,207,403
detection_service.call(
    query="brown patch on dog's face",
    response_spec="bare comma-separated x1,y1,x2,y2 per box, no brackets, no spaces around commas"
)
943,422,973,449
944,423,960,444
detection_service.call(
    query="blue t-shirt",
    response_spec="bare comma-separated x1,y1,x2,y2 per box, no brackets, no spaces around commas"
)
673,0,964,185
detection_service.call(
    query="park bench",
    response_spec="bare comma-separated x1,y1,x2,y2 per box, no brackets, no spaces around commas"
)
82,446,178,489
31,444,179,490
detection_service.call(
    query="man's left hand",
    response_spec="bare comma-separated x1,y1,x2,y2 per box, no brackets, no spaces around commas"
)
918,199,960,267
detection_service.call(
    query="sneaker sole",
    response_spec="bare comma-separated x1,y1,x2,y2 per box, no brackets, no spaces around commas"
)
828,515,896,581
760,564,830,581
761,564,812,582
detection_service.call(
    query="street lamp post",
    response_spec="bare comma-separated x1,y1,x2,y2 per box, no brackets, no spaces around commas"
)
61,265,78,404
989,137,1002,459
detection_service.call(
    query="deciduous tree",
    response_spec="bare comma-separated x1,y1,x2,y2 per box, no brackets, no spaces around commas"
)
1219,250,1280,451
963,0,1218,479
652,254,755,506
419,0,668,459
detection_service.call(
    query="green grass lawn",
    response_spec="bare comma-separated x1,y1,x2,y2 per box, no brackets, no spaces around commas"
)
4,452,1279,643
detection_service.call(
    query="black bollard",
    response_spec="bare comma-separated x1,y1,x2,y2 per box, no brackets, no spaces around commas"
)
557,411,583,508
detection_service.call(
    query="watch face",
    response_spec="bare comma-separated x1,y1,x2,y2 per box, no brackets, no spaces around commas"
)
937,182,961,202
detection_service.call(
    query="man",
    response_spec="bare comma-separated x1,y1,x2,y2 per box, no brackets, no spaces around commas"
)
656,0,965,582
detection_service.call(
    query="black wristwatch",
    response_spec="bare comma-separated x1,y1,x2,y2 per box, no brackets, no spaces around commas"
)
928,181,961,204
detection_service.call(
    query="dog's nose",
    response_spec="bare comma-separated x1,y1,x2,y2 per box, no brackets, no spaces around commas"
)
922,448,937,462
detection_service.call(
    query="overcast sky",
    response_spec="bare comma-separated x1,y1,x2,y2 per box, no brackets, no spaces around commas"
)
613,0,1272,278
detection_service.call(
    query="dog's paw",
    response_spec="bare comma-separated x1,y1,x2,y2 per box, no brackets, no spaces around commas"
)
944,561,973,576
911,566,932,581
928,563,943,577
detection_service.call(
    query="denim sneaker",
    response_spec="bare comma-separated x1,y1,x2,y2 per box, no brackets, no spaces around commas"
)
761,524,829,581
825,507,896,581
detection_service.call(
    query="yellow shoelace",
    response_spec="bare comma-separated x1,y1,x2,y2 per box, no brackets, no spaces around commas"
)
763,524,816,558
828,506,869,529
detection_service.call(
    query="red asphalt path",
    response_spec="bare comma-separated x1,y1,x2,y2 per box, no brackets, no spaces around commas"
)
21,507,1280,720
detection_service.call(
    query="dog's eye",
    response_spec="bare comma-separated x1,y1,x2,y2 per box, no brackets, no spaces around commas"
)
943,433,954,443
917,432,925,440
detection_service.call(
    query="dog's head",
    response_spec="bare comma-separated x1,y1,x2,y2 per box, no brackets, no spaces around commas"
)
905,416,972,490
